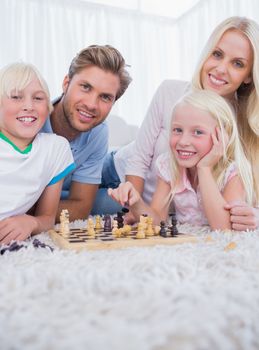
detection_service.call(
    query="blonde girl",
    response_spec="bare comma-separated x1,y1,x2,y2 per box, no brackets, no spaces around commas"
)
108,90,253,230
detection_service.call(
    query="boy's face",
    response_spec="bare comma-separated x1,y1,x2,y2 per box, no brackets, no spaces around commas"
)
0,78,49,150
61,65,120,134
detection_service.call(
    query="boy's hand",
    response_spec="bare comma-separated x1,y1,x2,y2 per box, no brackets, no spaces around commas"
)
108,181,140,207
0,215,38,245
197,127,227,169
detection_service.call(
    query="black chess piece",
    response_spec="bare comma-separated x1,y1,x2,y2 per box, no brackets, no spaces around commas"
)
122,207,129,214
159,221,167,237
115,211,124,228
103,214,112,232
169,213,178,237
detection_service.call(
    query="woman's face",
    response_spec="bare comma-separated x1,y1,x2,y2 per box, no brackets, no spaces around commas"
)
201,29,253,100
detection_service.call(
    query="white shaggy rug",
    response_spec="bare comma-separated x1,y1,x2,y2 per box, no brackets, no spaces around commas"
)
1,222,259,350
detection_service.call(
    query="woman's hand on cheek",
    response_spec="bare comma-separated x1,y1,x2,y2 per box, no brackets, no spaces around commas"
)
197,127,226,169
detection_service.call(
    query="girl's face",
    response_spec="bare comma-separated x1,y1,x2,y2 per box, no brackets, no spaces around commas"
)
0,78,49,150
170,103,218,169
201,29,253,100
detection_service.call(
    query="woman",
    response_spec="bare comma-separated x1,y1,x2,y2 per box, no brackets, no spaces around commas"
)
92,16,259,230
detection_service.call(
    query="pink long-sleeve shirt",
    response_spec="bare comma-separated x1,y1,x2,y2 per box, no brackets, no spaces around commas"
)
114,79,190,203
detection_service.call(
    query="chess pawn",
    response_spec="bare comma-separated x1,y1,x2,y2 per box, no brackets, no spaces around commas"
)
170,213,178,236
145,217,154,237
114,228,122,238
136,222,145,239
112,219,118,235
159,221,167,237
95,215,102,230
87,218,95,238
121,224,131,237
140,215,148,230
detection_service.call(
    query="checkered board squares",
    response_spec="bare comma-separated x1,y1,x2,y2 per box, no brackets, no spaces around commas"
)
49,227,197,251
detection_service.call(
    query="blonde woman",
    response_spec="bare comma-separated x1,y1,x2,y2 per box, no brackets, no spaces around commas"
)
95,16,259,230
108,91,253,230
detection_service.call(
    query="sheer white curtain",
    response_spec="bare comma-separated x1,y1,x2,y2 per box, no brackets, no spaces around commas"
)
1,0,259,126
0,0,177,126
176,0,259,81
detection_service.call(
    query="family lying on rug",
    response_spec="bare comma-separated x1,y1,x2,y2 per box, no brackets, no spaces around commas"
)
1,16,259,246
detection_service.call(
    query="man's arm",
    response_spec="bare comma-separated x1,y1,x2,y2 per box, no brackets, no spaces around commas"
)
125,175,144,195
56,181,98,222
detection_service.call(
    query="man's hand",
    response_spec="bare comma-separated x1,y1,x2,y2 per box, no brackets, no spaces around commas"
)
0,215,38,245
225,201,259,231
108,181,140,207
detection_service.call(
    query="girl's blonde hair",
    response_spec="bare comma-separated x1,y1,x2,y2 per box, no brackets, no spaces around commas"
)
169,90,255,206
192,16,259,202
0,62,53,112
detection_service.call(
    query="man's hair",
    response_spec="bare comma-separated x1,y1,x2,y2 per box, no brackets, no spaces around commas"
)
68,45,132,100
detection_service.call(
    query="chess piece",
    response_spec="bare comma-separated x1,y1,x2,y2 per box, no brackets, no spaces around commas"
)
121,224,131,237
145,217,154,237
169,213,178,236
87,218,95,238
60,209,70,237
112,218,118,235
115,211,124,228
140,214,148,230
104,214,112,232
159,221,167,237
95,215,102,230
136,222,145,239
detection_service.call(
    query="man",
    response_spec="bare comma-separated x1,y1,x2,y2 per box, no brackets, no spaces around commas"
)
42,45,132,222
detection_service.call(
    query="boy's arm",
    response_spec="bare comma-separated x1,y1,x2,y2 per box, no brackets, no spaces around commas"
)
198,168,245,230
0,181,63,245
56,182,98,222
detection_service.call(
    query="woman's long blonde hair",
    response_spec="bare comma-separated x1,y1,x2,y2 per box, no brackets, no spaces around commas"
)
192,16,259,203
169,90,255,205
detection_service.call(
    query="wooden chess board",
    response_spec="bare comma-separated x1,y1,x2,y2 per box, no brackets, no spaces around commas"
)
49,227,197,251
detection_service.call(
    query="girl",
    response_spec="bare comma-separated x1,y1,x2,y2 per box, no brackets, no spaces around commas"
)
0,62,75,245
108,90,254,230
94,16,259,230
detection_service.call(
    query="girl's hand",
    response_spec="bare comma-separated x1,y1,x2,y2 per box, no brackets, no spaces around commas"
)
197,127,228,169
108,181,141,207
0,214,38,245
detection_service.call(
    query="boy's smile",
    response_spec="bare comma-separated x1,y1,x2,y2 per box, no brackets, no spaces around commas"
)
0,78,49,150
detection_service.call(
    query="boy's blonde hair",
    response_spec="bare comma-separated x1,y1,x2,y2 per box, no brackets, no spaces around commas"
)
0,62,53,112
192,16,259,202
169,90,255,206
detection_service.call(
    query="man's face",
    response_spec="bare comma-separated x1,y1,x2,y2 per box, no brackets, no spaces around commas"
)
61,66,120,133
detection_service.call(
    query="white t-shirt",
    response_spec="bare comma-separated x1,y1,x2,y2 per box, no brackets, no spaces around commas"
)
0,132,75,220
114,80,190,203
